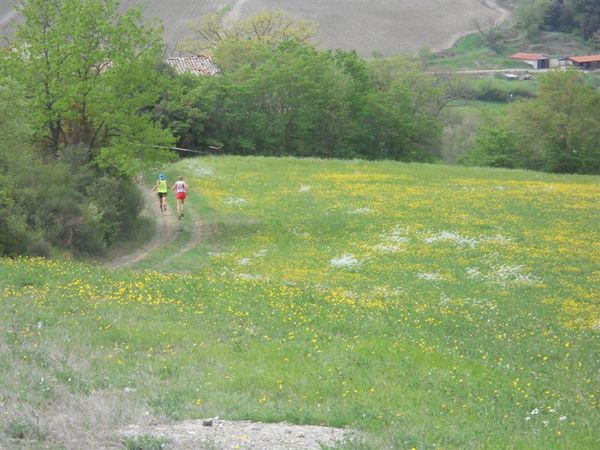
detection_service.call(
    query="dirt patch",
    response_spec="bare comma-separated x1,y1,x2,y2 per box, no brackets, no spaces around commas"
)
120,418,358,450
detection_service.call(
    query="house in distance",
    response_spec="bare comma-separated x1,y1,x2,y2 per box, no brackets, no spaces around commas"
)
509,53,550,70
164,55,220,76
565,55,600,70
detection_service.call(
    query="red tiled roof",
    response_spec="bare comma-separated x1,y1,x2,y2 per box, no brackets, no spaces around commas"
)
510,53,548,60
165,55,220,76
567,55,600,63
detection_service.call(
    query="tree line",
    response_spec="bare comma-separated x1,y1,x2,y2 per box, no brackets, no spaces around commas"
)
516,0,600,41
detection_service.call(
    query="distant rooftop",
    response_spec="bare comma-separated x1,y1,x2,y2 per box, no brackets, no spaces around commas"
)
165,55,220,76
567,55,600,63
510,53,548,60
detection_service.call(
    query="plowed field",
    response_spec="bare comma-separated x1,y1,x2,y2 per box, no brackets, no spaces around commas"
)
1,0,506,56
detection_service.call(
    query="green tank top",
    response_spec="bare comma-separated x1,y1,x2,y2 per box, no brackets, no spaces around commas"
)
158,179,168,193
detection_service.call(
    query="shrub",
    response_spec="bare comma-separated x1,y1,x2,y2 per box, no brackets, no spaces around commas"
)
472,78,536,102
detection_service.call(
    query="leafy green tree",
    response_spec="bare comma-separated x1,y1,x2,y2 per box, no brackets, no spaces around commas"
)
565,0,600,39
460,117,521,168
366,57,445,160
11,0,175,175
463,70,600,174
212,40,354,156
158,39,446,162
511,70,600,173
180,9,317,55
0,76,39,255
539,0,599,39
516,0,552,37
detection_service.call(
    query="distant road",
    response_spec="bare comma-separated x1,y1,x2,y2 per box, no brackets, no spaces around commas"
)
431,68,547,75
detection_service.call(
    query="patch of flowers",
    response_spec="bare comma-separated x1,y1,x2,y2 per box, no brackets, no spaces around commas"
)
330,254,361,269
422,230,479,248
348,207,372,215
416,272,444,281
467,264,542,286
222,197,247,205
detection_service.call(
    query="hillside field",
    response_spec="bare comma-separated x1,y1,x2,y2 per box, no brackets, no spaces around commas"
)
1,156,598,448
0,0,505,56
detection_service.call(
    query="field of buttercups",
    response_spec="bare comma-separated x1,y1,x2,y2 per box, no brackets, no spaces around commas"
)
1,156,598,448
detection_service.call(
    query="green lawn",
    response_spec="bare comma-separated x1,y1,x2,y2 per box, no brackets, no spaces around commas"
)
1,156,599,449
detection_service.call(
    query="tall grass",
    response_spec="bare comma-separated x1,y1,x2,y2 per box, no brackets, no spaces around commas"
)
1,156,598,448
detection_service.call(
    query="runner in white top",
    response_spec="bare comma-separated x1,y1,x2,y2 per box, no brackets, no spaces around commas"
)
172,176,188,220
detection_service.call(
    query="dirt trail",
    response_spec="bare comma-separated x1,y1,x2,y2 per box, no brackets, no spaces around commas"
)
225,0,249,23
106,185,202,270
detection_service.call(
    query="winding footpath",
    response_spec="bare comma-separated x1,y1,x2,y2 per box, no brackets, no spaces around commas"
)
106,184,204,270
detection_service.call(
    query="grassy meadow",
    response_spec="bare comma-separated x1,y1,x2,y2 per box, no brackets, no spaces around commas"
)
1,156,599,448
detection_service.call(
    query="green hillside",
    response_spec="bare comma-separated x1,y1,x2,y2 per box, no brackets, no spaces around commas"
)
1,156,598,448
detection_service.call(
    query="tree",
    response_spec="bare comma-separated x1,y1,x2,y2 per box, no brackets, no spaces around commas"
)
209,40,354,156
365,57,445,160
511,70,600,173
565,0,600,39
180,9,317,55
460,117,521,168
516,0,552,38
540,0,600,39
11,0,175,175
463,70,600,174
0,76,37,255
474,17,503,52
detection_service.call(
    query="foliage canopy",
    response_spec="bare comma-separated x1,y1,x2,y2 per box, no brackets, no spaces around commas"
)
10,0,175,175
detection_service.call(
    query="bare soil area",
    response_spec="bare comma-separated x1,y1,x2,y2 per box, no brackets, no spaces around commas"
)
120,418,358,450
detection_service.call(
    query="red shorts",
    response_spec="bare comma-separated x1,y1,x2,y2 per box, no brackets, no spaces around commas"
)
176,192,186,200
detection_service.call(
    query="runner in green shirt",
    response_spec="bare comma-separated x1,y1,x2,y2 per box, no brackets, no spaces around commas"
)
152,173,169,213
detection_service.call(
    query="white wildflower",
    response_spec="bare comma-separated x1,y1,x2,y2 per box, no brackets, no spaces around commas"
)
299,185,312,192
192,166,214,177
439,294,451,305
330,254,361,269
466,267,483,279
422,231,478,248
348,207,372,215
373,226,409,253
372,243,403,254
236,273,265,281
481,234,513,245
467,265,542,286
237,258,251,266
222,197,247,205
388,225,409,243
559,416,567,421
495,265,542,285
373,286,403,298
530,408,540,416
416,272,444,281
